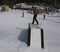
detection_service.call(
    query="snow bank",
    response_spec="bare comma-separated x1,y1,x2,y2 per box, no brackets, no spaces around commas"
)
53,12,60,16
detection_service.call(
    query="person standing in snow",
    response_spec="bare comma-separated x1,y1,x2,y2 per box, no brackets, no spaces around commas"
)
22,10,24,18
32,6,39,25
43,14,45,20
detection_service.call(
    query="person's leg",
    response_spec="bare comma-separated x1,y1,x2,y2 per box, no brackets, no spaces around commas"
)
32,15,35,24
35,15,38,25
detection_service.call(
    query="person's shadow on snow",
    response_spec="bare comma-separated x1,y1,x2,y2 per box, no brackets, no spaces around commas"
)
17,28,28,44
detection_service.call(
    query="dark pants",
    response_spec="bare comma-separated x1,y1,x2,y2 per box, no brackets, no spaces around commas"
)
43,14,45,19
32,14,38,24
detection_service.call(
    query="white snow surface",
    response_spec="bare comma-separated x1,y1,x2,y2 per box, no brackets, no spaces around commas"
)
0,10,60,52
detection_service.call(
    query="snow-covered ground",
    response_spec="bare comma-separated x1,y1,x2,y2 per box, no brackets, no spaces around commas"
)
0,10,60,52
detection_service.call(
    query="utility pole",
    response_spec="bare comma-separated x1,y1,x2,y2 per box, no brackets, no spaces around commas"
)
57,0,58,12
55,0,58,12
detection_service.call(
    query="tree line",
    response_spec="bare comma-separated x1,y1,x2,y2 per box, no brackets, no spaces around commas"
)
0,0,60,6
